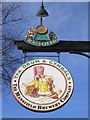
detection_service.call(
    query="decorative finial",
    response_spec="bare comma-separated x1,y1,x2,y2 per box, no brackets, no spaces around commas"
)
25,27,34,40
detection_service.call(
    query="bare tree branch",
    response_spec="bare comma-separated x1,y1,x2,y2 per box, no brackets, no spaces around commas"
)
2,3,22,25
3,18,23,25
2,3,24,85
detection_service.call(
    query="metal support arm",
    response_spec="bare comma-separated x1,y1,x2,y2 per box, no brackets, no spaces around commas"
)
70,51,90,58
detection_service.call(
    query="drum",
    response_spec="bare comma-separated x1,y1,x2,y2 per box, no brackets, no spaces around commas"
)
34,66,44,78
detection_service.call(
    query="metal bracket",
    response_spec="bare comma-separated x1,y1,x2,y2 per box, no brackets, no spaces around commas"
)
57,52,60,63
70,51,90,58
23,52,27,63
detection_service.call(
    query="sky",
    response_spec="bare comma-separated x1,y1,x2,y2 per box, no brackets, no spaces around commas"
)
2,2,88,118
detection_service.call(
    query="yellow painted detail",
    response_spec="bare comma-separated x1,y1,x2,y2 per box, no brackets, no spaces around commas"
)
35,81,39,88
39,81,44,92
27,80,35,87
25,88,27,95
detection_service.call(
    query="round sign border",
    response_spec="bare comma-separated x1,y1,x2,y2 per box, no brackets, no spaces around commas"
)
11,59,74,112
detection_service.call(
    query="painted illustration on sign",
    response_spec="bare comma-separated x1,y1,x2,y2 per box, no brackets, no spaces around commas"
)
21,66,63,103
24,25,59,47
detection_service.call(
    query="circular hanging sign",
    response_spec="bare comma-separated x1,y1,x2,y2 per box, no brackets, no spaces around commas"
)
11,59,73,112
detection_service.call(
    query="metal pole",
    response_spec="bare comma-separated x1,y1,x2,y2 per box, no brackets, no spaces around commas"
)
42,0,43,6
41,17,42,25
24,52,26,63
57,52,60,63
40,0,43,25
